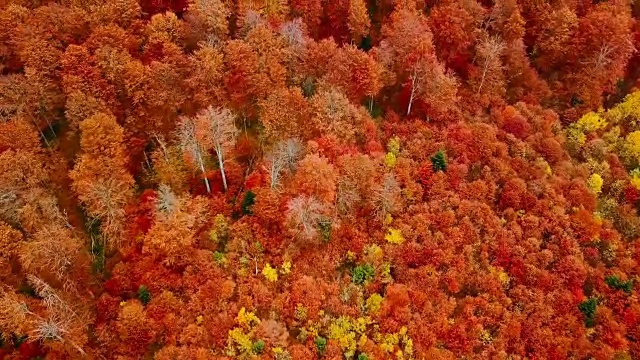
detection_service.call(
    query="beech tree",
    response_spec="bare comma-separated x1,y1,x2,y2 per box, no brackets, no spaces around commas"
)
185,42,225,110
285,195,328,242
143,190,208,268
309,88,362,142
427,1,481,74
377,6,458,118
348,0,371,43
70,113,134,244
266,138,303,189
193,106,239,192
290,0,322,37
303,39,383,104
474,36,506,98
185,0,231,42
369,172,401,220
177,116,210,194
0,74,63,145
237,0,290,25
223,39,262,114
290,153,338,204
259,87,309,142
19,224,86,286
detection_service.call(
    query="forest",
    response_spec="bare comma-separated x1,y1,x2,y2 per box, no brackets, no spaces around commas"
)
2,0,640,359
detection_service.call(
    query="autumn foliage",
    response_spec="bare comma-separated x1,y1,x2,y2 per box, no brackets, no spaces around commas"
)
2,0,640,359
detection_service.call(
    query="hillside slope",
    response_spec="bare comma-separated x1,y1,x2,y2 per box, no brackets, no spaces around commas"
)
1,0,640,359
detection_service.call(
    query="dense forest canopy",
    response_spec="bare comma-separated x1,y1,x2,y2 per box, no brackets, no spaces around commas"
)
2,0,640,359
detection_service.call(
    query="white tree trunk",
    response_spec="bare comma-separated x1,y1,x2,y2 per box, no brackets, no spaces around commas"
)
216,144,228,192
30,118,50,146
407,70,417,116
270,162,280,189
477,61,488,95
196,152,211,193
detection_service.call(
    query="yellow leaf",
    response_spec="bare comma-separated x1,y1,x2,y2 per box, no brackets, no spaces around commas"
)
262,263,278,282
631,169,640,190
625,131,640,163
384,152,397,168
236,307,260,328
577,111,607,132
480,329,493,344
587,173,603,194
387,136,400,155
594,212,603,226
385,228,404,244
346,251,356,262
280,261,291,275
366,293,382,314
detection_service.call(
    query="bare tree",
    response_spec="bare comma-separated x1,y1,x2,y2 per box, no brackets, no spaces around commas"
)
402,45,456,117
194,106,239,192
26,276,86,356
240,10,266,37
285,195,325,241
0,277,86,356
279,18,306,50
407,65,421,116
0,188,21,224
375,31,432,116
581,33,635,75
591,44,614,72
370,173,401,220
177,117,211,193
281,138,303,171
266,152,286,190
86,178,130,238
581,42,619,74
476,36,505,95
336,177,361,217
19,225,82,285
156,184,178,214
266,138,303,189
